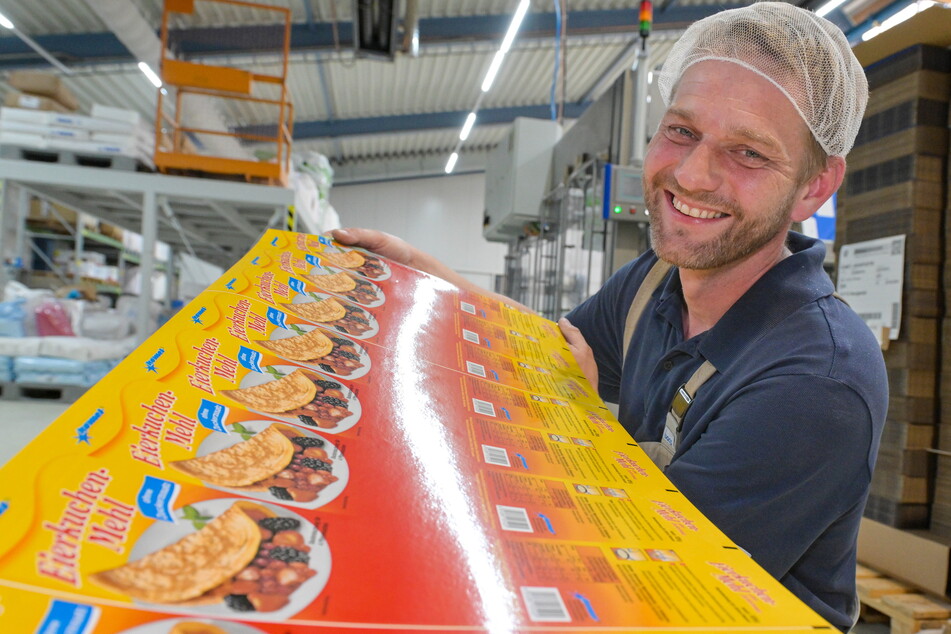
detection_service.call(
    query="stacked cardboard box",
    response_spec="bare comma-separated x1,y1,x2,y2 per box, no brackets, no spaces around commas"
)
934,68,951,539
3,70,78,113
0,106,154,168
838,45,951,528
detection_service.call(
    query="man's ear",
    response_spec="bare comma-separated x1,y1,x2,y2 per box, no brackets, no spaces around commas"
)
791,156,846,223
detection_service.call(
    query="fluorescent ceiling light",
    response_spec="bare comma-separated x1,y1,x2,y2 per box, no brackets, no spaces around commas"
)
138,61,163,88
459,112,477,141
862,0,934,40
0,12,12,29
815,0,848,18
499,0,531,54
481,50,506,92
445,152,459,174
481,0,531,92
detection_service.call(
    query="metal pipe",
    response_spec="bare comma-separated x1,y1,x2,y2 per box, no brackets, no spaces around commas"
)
9,27,72,74
630,45,650,166
137,189,157,342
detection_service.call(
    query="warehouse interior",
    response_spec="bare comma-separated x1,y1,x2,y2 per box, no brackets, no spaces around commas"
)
1,0,951,631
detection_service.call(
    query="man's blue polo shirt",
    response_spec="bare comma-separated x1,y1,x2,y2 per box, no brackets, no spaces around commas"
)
566,232,887,631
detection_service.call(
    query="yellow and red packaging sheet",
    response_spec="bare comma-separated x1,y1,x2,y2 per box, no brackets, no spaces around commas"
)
0,230,834,632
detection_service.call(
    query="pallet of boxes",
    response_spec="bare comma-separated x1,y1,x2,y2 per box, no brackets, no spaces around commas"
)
0,70,154,170
836,43,951,632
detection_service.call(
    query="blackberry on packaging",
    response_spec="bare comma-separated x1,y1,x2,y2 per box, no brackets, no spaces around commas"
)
225,594,255,612
268,486,293,500
291,436,325,449
258,516,302,532
299,457,332,471
270,546,309,564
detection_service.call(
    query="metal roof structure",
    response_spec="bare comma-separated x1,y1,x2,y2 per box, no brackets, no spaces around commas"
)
0,0,917,185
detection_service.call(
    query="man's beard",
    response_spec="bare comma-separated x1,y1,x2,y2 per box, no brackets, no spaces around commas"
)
645,169,797,270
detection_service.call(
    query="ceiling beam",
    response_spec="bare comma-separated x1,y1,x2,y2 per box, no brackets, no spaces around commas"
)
238,102,592,140
0,6,746,70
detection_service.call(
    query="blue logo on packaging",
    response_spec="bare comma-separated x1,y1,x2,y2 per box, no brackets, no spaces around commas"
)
226,278,237,290
0,499,9,518
318,235,332,246
251,256,261,265
271,236,280,246
266,307,288,329
238,346,264,373
197,399,229,433
192,306,207,324
288,277,306,293
74,408,104,445
37,599,100,634
137,476,180,523
305,254,320,266
145,348,165,373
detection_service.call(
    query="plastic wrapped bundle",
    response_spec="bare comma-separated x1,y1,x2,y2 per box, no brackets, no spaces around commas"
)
0,299,26,337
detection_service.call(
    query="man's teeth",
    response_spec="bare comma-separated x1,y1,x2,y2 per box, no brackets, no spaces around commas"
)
673,197,725,219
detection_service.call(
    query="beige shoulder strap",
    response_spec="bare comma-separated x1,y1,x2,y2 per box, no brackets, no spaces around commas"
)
622,259,672,361
623,259,719,469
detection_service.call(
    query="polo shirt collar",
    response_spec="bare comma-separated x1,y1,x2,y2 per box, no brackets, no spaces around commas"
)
655,232,834,369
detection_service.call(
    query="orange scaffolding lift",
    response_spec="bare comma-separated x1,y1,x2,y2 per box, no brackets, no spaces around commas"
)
154,0,294,186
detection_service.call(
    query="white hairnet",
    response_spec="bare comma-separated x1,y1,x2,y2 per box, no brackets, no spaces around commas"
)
657,1,868,157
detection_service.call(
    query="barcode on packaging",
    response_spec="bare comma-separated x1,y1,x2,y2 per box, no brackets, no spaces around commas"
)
466,361,487,378
520,586,570,622
462,329,480,344
497,505,533,532
460,301,476,314
472,398,495,417
482,444,510,467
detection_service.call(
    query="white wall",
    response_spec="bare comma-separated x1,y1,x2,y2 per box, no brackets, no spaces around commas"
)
329,173,508,291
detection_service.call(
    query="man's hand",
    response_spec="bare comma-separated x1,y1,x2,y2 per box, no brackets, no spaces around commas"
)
559,318,598,389
331,228,419,269
331,227,537,315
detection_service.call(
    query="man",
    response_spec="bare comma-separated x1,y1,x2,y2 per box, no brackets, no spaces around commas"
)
333,3,886,630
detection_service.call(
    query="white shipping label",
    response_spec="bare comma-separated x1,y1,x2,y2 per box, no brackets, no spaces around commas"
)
836,235,905,340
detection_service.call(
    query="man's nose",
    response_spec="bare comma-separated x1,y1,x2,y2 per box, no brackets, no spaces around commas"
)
673,143,721,193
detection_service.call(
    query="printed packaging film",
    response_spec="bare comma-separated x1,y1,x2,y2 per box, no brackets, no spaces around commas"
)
0,230,833,633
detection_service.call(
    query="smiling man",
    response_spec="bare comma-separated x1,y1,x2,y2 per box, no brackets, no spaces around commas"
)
333,3,886,630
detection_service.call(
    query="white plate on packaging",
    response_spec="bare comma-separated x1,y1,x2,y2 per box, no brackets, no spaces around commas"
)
125,498,331,622
190,420,348,509
229,364,361,434
265,323,371,380
286,292,379,340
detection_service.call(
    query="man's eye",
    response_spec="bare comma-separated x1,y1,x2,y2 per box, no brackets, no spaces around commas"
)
667,126,694,140
743,149,764,159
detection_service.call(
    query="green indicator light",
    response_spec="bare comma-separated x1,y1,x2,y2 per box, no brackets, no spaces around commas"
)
613,205,622,214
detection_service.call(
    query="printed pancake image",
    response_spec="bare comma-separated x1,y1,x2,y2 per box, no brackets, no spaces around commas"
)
303,271,355,293
170,424,340,504
220,368,316,414
320,249,390,280
286,297,346,322
93,502,319,613
258,328,366,377
256,328,334,362
89,503,264,604
169,424,295,487
280,298,374,337
320,251,364,269
302,272,381,306
222,368,355,429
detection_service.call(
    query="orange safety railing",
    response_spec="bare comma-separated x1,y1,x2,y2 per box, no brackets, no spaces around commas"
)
154,0,294,186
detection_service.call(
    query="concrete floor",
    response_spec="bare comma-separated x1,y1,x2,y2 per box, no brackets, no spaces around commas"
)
0,399,70,467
